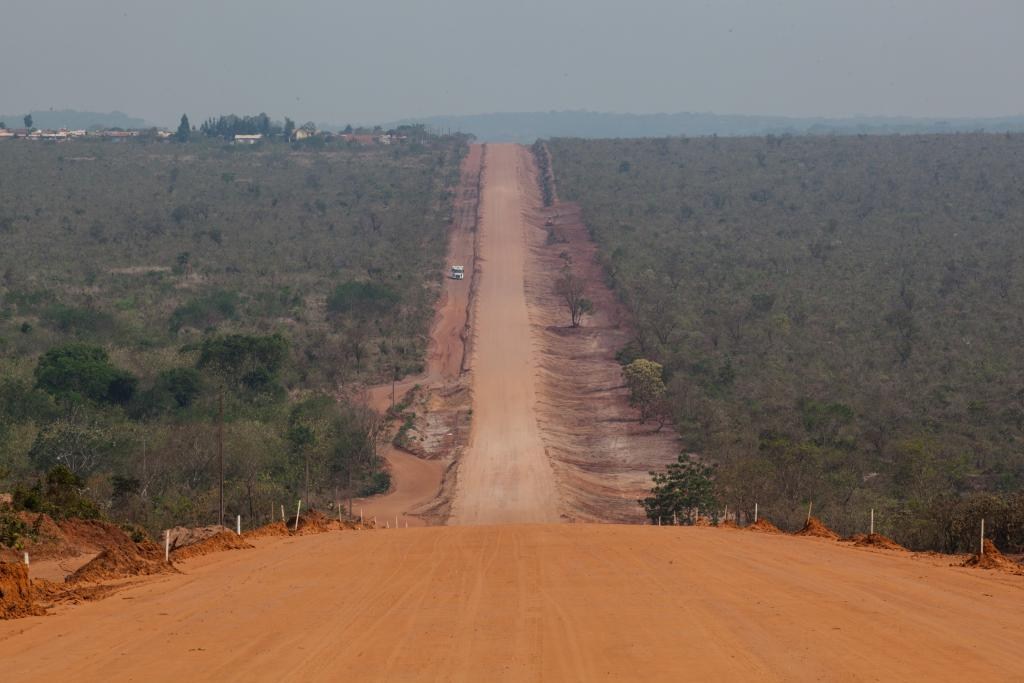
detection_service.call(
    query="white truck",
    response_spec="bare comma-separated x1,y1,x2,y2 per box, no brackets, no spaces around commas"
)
450,265,465,280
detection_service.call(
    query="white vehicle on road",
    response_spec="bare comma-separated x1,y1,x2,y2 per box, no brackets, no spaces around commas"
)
450,265,465,280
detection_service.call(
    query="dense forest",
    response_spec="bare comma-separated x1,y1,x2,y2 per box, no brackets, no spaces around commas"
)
547,133,1024,551
0,133,467,540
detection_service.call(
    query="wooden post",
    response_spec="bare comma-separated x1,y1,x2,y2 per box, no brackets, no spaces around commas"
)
672,512,677,526
338,503,342,523
870,509,874,535
360,507,364,524
754,503,758,523
165,530,170,563
294,500,302,533
236,515,241,536
807,501,813,524
980,518,985,555
24,552,29,566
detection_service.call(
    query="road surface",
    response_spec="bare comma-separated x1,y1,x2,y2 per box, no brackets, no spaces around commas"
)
2,525,1021,681
449,144,560,524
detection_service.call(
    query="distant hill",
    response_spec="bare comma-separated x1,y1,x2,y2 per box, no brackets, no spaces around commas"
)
389,111,1024,142
0,109,152,130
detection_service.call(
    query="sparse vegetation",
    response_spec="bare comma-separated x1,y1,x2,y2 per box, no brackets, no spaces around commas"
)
0,132,468,536
549,133,1024,550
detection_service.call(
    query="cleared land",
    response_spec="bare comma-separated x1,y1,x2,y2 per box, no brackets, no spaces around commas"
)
2,525,1022,681
448,144,560,524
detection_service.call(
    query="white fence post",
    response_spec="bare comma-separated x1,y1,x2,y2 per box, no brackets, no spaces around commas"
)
165,530,170,562
236,515,241,535
754,503,758,523
294,500,302,532
980,518,985,555
870,509,874,536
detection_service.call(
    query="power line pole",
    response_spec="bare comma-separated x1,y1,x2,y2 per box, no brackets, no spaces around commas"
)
218,389,224,527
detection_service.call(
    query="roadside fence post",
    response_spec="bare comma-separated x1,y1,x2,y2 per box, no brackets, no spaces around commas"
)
754,503,759,523
237,515,241,535
870,509,874,536
980,518,985,555
165,530,170,562
294,500,302,533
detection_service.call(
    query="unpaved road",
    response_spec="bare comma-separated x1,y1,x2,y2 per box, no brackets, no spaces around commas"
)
354,144,483,527
3,525,1022,681
449,144,560,524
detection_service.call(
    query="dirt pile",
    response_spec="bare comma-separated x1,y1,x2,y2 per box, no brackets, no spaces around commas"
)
796,517,839,540
171,531,252,561
719,520,739,529
166,525,226,551
847,533,906,551
961,540,1024,575
745,519,783,534
245,521,291,538
1,561,44,619
68,538,174,584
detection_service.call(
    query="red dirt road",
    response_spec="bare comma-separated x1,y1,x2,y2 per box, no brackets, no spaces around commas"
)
354,144,483,527
448,144,560,524
2,525,1022,681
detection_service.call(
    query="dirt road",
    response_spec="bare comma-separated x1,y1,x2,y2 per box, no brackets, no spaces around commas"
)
3,525,1021,681
354,144,483,527
449,144,560,524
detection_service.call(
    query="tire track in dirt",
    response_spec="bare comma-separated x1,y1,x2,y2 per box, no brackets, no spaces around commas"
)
448,144,561,524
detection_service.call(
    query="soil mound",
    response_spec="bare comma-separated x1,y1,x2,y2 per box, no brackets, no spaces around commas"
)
796,517,839,540
746,519,782,534
68,539,174,584
166,525,228,551
245,521,291,538
291,510,339,535
719,520,739,529
851,533,906,551
1,561,45,619
171,531,252,561
961,540,1024,575
59,518,137,551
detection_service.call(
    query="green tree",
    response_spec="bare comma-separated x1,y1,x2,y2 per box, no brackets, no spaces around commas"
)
34,343,138,405
283,117,295,139
640,454,718,524
176,114,191,142
23,114,33,130
623,358,666,423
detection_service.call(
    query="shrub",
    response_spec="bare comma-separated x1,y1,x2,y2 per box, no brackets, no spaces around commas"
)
327,281,400,319
34,343,138,405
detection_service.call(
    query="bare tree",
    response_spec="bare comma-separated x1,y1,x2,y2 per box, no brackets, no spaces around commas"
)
554,269,593,328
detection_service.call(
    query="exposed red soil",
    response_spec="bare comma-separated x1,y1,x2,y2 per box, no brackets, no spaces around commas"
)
30,577,119,606
356,143,483,526
961,540,1024,575
170,531,252,561
719,520,739,529
847,533,907,551
0,562,44,619
795,517,840,540
68,539,176,584
245,521,292,537
521,162,678,523
746,518,783,534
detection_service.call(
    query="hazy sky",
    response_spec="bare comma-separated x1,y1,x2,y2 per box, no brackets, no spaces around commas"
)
2,0,1022,126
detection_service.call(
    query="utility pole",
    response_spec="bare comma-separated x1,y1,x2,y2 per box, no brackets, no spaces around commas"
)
218,389,224,527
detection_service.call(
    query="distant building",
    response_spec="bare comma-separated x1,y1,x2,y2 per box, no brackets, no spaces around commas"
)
234,134,263,144
0,129,13,139
293,128,315,140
